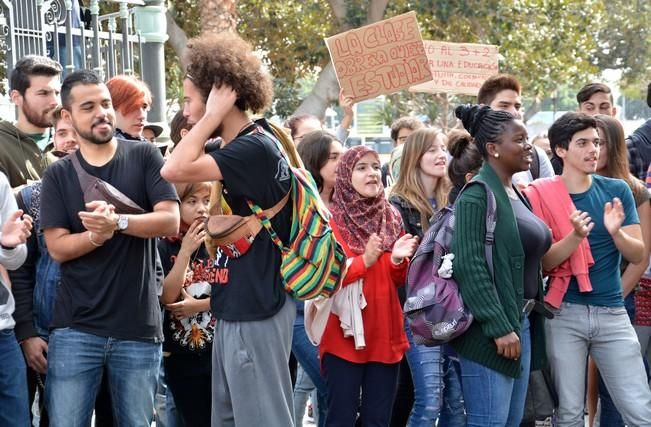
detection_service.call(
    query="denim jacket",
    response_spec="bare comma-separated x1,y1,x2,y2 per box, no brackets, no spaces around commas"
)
10,182,61,341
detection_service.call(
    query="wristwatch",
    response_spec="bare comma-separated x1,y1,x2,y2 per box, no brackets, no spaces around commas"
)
116,215,129,232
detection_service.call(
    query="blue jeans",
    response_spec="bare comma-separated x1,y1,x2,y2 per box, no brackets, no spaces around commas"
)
294,364,317,425
45,327,161,427
292,313,327,427
460,316,531,427
596,294,636,427
545,302,651,427
0,329,30,427
403,321,465,427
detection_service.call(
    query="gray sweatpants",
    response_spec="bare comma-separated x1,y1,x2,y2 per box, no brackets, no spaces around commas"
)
211,294,296,427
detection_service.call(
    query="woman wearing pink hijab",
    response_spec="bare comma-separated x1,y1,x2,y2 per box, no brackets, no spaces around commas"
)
319,145,419,427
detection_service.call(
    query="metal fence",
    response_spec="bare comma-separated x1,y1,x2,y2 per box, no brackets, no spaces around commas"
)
0,0,145,80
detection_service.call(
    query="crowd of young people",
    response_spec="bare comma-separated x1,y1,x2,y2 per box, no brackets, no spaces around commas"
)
0,31,649,427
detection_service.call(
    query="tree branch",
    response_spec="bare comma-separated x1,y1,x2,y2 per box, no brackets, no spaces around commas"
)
367,0,389,24
293,62,339,118
327,0,349,30
166,10,188,65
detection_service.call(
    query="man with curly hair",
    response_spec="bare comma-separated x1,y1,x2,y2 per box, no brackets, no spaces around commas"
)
162,33,296,427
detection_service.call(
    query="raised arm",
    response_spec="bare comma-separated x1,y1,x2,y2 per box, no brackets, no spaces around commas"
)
161,85,237,183
606,197,644,264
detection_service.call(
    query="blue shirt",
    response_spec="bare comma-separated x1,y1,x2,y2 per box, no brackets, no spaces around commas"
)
564,175,639,307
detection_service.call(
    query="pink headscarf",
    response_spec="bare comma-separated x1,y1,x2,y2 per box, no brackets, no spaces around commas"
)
329,145,402,254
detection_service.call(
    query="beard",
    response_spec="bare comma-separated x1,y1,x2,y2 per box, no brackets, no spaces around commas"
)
22,99,53,129
75,119,114,145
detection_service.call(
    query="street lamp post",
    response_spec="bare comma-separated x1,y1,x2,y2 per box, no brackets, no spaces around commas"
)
134,0,168,140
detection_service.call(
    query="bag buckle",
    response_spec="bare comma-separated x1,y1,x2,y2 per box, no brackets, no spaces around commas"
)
522,299,555,319
522,299,536,316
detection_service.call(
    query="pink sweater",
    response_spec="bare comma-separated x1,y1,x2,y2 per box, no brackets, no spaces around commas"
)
523,177,594,308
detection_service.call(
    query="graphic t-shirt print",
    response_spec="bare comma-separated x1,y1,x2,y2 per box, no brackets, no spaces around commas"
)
168,255,225,351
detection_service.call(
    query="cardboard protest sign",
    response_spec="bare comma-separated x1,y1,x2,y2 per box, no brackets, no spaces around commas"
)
325,11,432,102
410,41,499,96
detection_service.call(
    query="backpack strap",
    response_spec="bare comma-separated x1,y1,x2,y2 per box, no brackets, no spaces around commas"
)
69,151,96,194
18,185,33,215
459,180,497,280
247,191,291,251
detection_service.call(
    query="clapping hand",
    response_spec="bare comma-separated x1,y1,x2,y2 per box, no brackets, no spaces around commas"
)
604,197,625,237
79,201,117,243
362,233,383,268
1,210,32,248
569,209,594,239
391,234,419,265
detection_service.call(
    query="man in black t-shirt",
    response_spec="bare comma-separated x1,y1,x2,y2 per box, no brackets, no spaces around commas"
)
40,70,179,426
162,33,296,426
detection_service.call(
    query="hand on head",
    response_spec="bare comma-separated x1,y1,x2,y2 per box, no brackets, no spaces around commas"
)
205,85,237,121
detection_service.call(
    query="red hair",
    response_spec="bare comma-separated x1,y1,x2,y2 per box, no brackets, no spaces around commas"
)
106,75,152,115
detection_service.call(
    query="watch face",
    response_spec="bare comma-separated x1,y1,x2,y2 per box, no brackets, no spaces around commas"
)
118,215,128,230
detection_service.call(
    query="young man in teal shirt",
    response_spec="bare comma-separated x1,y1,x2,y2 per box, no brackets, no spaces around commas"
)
540,112,651,426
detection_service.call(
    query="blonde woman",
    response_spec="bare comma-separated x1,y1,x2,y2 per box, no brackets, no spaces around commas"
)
389,129,465,427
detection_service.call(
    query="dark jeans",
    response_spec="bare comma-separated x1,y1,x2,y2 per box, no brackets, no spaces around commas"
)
26,365,48,426
164,351,212,427
323,353,399,427
390,356,414,427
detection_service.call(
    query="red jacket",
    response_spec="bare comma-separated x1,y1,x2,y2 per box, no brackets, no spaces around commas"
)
523,177,594,308
319,221,409,365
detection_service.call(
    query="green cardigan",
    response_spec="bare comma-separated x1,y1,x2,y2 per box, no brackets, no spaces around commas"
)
450,163,546,378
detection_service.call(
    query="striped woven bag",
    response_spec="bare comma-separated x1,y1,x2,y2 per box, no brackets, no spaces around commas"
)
248,166,346,300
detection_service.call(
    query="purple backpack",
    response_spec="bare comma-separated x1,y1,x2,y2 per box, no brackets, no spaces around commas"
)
404,181,497,346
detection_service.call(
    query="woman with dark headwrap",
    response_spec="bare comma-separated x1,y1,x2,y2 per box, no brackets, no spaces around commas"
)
451,105,551,426
319,145,419,427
